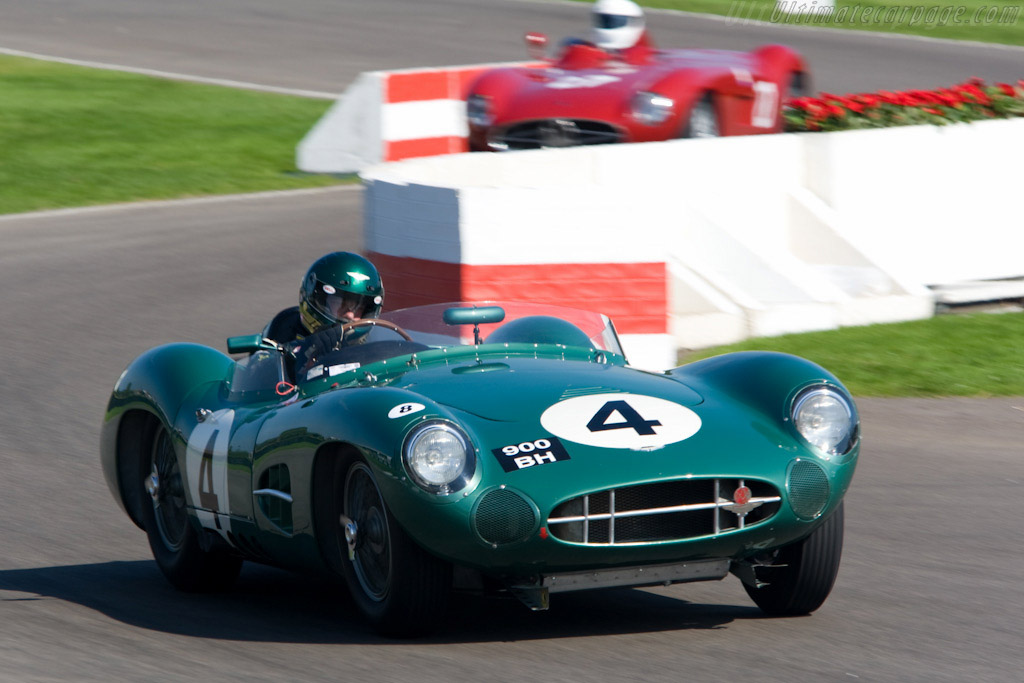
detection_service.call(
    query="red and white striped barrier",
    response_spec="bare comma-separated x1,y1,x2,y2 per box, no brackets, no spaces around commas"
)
297,62,541,173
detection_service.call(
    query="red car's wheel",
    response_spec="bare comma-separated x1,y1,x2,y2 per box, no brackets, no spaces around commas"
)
681,94,720,138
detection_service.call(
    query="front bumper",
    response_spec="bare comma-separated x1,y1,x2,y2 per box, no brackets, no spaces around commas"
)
507,559,731,610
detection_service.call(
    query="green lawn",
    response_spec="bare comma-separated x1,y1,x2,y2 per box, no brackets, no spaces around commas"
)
0,55,347,215
602,1,1024,46
682,312,1024,396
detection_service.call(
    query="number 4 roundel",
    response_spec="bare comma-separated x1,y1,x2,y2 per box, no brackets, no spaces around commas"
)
540,393,701,449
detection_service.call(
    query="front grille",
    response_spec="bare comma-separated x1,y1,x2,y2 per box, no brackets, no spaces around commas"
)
493,119,621,150
548,479,781,546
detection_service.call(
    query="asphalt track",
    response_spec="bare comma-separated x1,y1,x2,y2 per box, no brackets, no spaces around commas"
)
1,1,1023,681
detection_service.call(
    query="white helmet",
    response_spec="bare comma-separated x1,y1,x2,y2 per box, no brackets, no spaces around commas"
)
592,0,645,51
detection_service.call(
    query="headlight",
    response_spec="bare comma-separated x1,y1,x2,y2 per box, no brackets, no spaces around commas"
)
403,420,475,495
791,385,858,456
631,91,675,125
467,94,492,127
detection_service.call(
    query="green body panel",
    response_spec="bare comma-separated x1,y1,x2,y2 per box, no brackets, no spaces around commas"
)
101,317,859,581
100,343,234,526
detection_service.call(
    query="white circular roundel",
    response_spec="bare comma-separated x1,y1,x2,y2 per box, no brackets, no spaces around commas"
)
540,393,701,450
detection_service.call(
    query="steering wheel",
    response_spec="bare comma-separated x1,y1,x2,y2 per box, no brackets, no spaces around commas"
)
340,318,413,341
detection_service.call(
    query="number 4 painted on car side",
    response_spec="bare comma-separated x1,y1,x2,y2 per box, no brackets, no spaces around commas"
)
185,408,234,540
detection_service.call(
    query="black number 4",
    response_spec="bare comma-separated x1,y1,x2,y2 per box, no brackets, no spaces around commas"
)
586,400,661,435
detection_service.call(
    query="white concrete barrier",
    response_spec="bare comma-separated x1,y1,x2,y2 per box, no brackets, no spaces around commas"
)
297,62,540,173
360,118,1024,370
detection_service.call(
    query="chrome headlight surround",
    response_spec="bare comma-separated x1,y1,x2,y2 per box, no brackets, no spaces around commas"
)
467,94,493,128
630,91,675,125
402,420,476,495
790,385,858,457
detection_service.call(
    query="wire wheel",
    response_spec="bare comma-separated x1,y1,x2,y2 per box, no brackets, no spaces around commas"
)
148,427,188,552
344,462,393,602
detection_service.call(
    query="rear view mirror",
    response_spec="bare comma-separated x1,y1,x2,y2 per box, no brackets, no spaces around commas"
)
227,334,279,355
443,306,506,345
525,32,548,60
443,306,506,326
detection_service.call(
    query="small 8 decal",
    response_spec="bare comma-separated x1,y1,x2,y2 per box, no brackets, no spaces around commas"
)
492,436,570,472
388,402,425,419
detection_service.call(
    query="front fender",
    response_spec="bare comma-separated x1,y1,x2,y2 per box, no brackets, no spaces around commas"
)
669,351,853,424
100,343,233,525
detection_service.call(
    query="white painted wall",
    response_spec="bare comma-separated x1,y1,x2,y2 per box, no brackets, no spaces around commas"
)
362,118,1024,368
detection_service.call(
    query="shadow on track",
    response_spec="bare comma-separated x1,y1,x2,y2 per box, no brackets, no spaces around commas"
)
0,560,757,643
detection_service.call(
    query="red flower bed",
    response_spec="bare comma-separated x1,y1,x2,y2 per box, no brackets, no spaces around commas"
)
784,79,1024,132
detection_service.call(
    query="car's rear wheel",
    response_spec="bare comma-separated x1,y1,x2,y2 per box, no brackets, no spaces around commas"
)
339,457,450,637
743,502,844,615
681,94,720,138
138,420,241,592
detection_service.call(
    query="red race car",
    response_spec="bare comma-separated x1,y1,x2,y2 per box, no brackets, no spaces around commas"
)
467,0,807,151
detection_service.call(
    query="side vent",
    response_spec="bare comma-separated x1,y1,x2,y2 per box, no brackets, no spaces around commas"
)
255,464,293,533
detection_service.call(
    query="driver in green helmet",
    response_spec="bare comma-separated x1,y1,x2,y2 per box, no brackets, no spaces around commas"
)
263,251,384,365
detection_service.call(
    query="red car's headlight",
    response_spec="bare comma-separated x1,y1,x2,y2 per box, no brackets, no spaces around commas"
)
631,91,675,125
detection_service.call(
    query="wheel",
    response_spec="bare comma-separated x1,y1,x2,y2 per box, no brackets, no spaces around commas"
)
338,457,450,637
680,94,720,138
340,318,413,341
787,70,809,99
743,502,844,615
139,421,242,592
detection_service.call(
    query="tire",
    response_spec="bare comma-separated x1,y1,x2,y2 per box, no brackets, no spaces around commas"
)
743,502,844,616
680,94,720,138
338,457,451,637
138,420,242,592
788,70,809,99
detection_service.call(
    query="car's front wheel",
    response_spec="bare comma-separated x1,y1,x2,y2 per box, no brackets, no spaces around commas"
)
339,457,451,637
680,93,720,138
138,420,242,592
743,502,844,615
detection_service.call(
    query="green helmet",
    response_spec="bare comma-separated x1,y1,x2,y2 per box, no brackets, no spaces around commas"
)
298,252,384,335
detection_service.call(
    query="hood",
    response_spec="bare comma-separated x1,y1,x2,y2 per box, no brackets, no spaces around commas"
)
393,357,702,422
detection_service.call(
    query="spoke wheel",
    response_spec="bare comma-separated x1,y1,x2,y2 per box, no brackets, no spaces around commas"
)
136,419,242,592
744,502,845,615
149,429,188,552
337,455,451,637
345,462,393,601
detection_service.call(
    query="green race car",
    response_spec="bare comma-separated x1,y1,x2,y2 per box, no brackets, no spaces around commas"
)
100,301,859,636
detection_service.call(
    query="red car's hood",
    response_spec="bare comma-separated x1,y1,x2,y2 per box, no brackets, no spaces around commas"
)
487,48,756,123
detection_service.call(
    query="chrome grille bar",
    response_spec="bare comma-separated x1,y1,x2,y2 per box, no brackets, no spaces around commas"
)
547,478,782,546
547,497,781,524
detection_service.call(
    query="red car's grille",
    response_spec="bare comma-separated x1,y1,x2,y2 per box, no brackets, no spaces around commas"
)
547,478,781,546
492,119,621,150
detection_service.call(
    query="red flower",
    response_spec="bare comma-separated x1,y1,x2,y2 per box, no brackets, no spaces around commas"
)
997,83,1016,97
829,105,846,118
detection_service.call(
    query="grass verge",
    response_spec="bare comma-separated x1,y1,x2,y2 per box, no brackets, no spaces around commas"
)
681,311,1024,396
0,55,348,215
